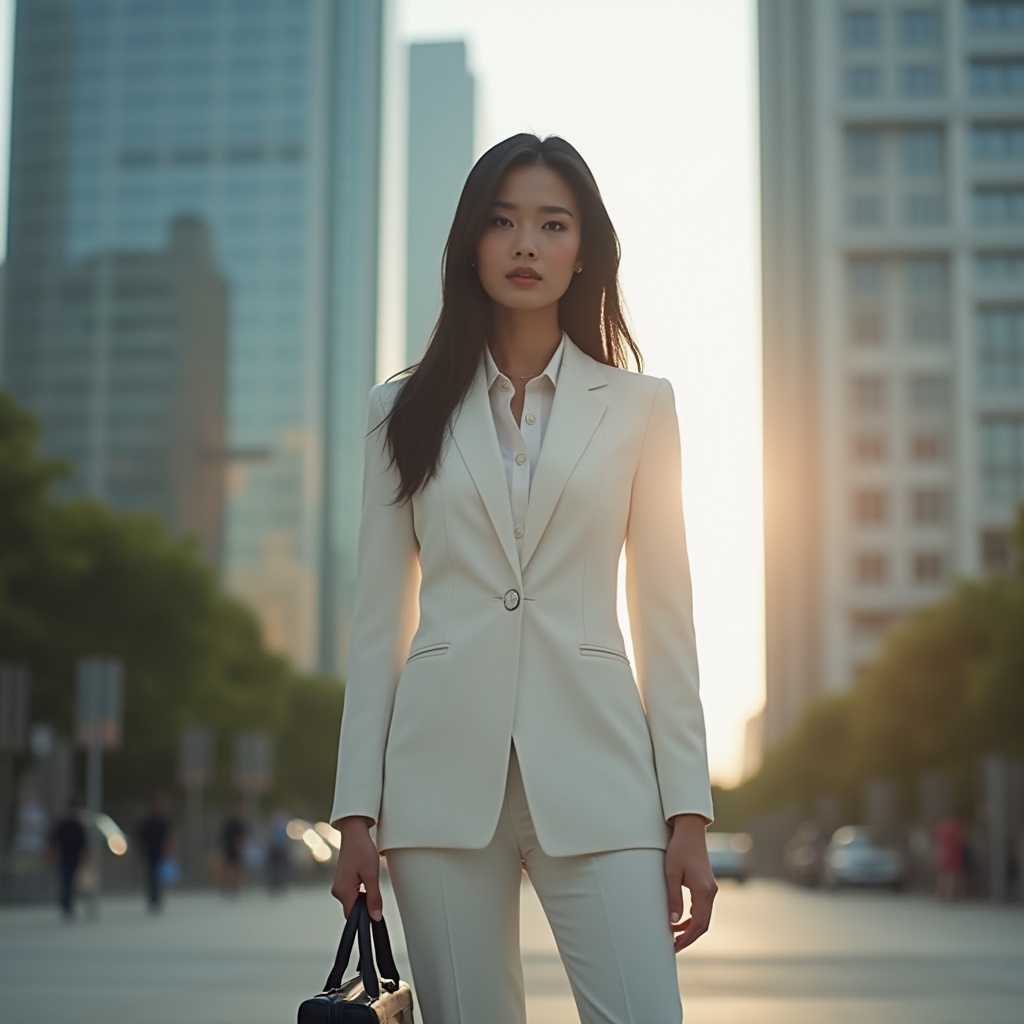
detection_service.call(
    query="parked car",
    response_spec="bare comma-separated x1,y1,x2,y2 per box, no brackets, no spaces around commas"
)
784,820,829,887
822,826,906,890
706,831,754,883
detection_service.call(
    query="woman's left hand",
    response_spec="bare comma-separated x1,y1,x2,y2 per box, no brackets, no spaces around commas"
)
664,814,718,953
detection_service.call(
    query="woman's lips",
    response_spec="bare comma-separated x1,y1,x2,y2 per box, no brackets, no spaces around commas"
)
507,267,542,287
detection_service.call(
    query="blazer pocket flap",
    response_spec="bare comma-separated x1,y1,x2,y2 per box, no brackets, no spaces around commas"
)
578,644,631,665
405,643,450,663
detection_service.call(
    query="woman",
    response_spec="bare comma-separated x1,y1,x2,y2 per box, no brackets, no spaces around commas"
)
330,133,716,1024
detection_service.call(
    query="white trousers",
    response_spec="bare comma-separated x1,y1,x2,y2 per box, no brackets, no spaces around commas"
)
385,743,683,1024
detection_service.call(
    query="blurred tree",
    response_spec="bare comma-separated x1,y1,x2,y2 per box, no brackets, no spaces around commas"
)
0,389,343,810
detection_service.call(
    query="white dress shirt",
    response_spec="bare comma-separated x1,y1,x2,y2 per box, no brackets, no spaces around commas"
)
484,333,565,551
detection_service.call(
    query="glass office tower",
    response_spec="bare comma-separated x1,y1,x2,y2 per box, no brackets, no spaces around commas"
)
1,0,385,673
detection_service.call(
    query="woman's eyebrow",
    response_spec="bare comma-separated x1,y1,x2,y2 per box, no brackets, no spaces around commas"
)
491,199,575,218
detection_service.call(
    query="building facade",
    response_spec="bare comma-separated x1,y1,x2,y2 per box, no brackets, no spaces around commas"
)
1,0,387,673
759,0,1024,746
404,40,475,365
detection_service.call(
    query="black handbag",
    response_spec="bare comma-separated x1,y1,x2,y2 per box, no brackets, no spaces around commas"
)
298,892,415,1023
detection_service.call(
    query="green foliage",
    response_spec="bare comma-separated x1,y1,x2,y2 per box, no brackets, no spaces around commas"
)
725,505,1024,821
0,389,343,812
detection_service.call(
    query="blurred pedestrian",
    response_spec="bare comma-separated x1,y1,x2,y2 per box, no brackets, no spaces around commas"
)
136,794,174,912
935,814,965,901
266,808,290,894
48,801,89,920
220,803,247,895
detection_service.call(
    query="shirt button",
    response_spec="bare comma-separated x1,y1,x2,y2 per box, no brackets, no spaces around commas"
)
514,525,524,539
515,452,527,466
525,413,536,425
499,378,511,391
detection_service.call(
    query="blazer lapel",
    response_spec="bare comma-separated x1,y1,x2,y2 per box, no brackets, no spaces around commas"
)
520,341,608,570
450,357,522,580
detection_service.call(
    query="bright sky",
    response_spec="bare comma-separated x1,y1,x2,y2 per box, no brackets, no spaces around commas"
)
0,0,765,787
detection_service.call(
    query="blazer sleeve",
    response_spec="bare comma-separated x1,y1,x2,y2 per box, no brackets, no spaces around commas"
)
624,376,714,826
330,384,420,829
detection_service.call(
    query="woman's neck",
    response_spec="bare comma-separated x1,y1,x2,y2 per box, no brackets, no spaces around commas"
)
487,306,563,378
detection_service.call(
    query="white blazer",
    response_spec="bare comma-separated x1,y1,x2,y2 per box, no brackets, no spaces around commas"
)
330,337,713,856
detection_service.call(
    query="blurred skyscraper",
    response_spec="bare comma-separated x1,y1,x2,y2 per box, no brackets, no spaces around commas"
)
0,0,387,673
759,1,1024,747
404,41,475,364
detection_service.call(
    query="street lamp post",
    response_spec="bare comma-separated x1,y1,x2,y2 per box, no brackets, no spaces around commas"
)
179,726,214,886
233,731,272,847
0,664,31,859
75,657,123,917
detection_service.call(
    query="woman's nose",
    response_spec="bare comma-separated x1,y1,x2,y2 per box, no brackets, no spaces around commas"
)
513,243,536,258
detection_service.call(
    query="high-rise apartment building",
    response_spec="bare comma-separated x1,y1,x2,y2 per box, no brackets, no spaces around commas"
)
404,41,475,364
1,0,387,673
759,0,1024,746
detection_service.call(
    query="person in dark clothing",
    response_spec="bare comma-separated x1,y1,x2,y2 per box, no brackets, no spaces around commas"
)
136,795,174,911
49,802,89,919
220,804,247,895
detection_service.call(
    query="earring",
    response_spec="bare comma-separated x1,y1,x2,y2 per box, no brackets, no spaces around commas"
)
470,261,477,268
574,266,583,274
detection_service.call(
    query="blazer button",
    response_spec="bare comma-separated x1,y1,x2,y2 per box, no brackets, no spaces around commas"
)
503,589,521,611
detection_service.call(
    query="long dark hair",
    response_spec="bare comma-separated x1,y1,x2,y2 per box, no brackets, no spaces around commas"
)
385,133,641,502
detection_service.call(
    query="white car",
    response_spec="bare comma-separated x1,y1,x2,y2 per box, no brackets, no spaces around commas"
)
706,831,753,883
823,826,905,890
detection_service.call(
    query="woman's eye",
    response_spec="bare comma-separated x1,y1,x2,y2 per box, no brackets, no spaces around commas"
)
544,221,567,231
492,216,512,227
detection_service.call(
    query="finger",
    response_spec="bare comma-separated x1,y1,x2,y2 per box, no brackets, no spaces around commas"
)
666,885,685,929
675,899,713,951
364,876,384,922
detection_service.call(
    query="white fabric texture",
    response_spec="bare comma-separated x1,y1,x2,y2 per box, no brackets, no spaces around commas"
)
385,742,684,1024
483,335,563,550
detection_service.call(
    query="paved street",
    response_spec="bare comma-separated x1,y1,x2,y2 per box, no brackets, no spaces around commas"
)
2,874,1023,1024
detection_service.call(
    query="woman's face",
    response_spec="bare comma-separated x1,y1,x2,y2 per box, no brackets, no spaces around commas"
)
475,163,582,313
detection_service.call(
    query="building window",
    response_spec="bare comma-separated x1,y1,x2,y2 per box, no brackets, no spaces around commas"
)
909,373,950,410
853,489,889,524
976,252,1024,281
980,528,1013,571
967,2,1024,32
903,128,943,175
909,308,949,344
902,65,943,95
970,60,1024,95
850,257,885,295
911,432,947,460
853,433,887,461
908,256,947,294
980,417,1024,505
977,308,1024,387
847,66,882,97
844,10,882,46
906,194,945,224
973,188,1024,224
851,306,885,344
854,552,889,582
848,130,883,175
911,488,949,524
901,9,941,44
971,124,1024,161
850,194,884,225
852,374,887,412
912,551,946,583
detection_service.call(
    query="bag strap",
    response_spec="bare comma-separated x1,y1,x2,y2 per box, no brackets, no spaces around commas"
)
325,892,404,997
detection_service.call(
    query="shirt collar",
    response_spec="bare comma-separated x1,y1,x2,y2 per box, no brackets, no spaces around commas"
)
485,332,566,392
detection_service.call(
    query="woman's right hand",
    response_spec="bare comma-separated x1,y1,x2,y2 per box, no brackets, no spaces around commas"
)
330,816,383,921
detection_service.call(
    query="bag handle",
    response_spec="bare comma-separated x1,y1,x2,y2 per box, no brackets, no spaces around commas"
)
324,892,403,997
